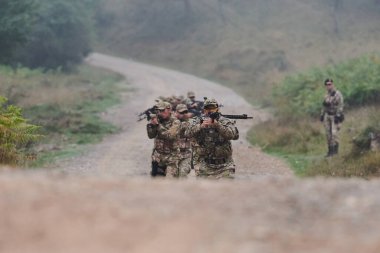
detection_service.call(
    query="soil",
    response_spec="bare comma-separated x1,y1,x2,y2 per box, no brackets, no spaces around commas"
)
1,53,379,253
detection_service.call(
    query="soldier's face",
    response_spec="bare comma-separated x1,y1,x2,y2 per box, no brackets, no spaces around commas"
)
204,108,218,115
176,111,189,119
325,82,334,91
158,108,171,119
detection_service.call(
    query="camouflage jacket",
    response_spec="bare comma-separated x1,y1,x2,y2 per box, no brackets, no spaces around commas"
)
185,115,239,160
321,89,344,116
178,119,192,155
147,115,180,154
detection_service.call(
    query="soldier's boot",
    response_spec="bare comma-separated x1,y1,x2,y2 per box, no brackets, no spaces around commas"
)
325,146,333,157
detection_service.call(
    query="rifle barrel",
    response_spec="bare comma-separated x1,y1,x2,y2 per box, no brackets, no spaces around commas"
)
221,114,253,119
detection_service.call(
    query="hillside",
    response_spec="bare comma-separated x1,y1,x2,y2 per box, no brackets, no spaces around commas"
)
95,0,380,103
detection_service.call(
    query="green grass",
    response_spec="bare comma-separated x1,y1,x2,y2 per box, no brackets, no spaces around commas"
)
0,64,127,167
247,53,380,178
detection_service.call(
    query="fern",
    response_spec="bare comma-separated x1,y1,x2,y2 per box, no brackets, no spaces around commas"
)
0,96,42,165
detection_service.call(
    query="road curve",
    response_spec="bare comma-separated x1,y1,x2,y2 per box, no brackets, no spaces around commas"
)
1,54,380,253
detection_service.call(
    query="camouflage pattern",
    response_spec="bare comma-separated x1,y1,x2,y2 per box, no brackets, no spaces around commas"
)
157,95,184,110
203,98,219,109
185,115,239,178
185,93,204,117
177,119,192,176
321,89,344,147
147,115,181,177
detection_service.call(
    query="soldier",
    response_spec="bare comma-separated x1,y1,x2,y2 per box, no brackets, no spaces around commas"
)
175,104,193,176
185,98,239,179
320,78,344,157
185,91,203,117
147,101,181,177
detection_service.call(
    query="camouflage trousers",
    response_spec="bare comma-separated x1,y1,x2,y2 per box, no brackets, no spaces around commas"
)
151,149,180,177
197,158,235,179
324,115,341,147
179,150,192,177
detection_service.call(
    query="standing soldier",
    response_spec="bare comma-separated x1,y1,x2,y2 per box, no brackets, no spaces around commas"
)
175,104,193,176
147,101,181,177
320,78,344,157
185,98,239,179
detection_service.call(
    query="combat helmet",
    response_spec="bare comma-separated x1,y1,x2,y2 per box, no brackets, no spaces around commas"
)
203,98,219,109
155,101,172,110
176,103,188,113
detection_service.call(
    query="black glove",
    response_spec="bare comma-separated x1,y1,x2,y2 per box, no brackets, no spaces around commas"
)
320,115,324,122
322,101,331,106
334,113,344,124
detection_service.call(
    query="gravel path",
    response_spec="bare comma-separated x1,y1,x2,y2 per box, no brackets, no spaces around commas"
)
1,53,379,253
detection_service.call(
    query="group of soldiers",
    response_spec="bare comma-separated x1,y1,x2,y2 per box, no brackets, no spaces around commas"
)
145,91,239,179
142,78,345,179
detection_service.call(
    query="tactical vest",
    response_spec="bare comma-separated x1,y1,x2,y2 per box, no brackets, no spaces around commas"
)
195,117,233,159
323,90,343,115
154,116,179,154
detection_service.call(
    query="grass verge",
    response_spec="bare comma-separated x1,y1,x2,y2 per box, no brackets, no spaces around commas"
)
0,64,127,167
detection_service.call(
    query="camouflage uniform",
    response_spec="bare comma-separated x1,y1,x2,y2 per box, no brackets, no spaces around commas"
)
320,79,344,156
177,120,192,176
147,102,181,177
185,99,239,179
185,91,203,117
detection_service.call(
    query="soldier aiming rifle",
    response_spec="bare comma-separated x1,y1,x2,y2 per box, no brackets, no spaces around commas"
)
137,105,157,122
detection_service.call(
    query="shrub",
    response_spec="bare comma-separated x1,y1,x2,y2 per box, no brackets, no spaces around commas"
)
273,54,380,118
0,96,41,165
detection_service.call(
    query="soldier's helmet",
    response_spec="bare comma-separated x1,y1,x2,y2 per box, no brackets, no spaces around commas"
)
156,101,172,110
187,91,195,98
203,98,219,109
176,104,188,113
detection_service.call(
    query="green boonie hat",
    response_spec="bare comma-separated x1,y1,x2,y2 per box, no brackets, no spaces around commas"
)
187,91,195,98
203,98,218,109
176,104,188,113
156,101,171,110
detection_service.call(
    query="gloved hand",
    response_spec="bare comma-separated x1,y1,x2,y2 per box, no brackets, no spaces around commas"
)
334,113,344,124
322,101,331,106
320,115,324,122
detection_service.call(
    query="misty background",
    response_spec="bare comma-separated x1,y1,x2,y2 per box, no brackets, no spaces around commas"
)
1,0,380,175
94,0,380,103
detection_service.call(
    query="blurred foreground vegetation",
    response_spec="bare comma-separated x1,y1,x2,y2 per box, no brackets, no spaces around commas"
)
0,65,126,167
249,54,380,178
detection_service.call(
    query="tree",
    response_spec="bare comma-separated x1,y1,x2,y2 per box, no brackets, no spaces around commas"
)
13,0,97,71
0,0,36,64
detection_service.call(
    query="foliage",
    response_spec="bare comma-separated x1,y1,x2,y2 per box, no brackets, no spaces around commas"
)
351,110,380,155
304,151,380,178
0,64,125,166
273,54,380,118
0,96,41,165
13,0,98,71
0,0,37,63
248,116,324,154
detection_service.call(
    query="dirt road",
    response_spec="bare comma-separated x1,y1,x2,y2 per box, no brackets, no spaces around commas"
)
1,53,380,253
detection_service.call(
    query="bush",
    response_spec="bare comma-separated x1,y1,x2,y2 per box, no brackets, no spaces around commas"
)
273,54,380,118
13,0,97,71
0,96,41,165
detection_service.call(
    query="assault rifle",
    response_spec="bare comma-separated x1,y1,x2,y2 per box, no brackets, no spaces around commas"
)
137,105,157,122
201,112,252,123
210,112,252,120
